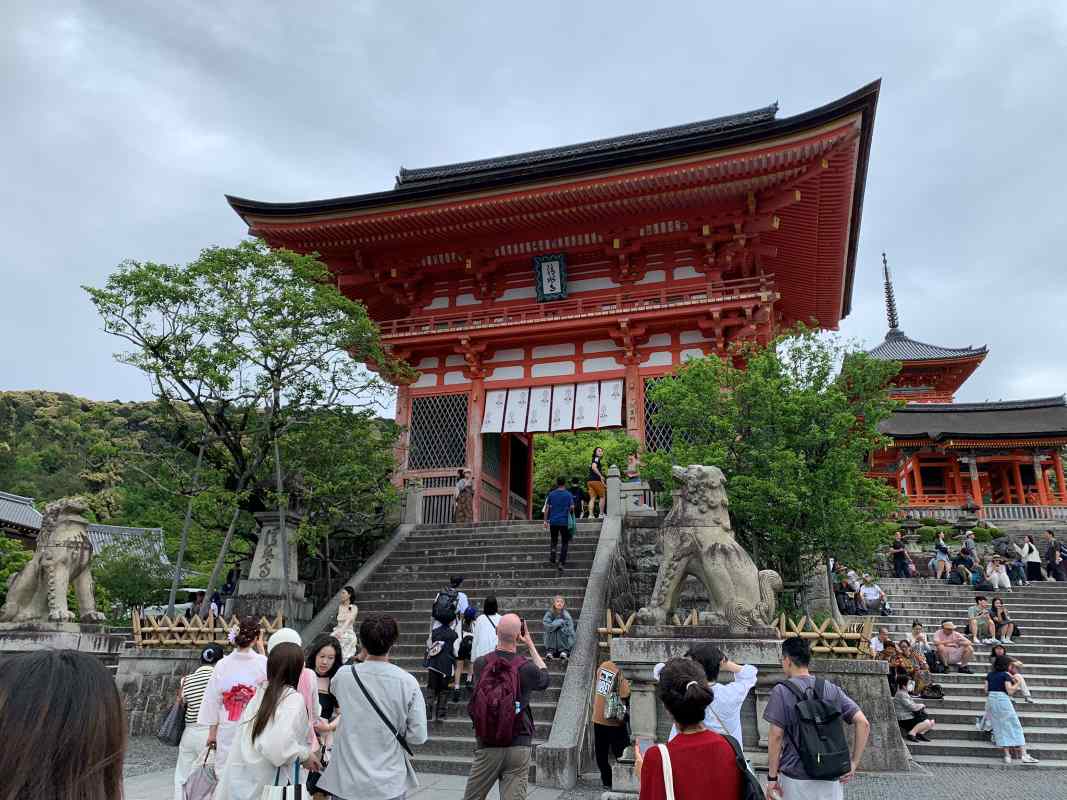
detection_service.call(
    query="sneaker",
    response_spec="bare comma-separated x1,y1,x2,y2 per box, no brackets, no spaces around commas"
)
559,650,569,659
990,638,1002,645
598,513,606,519
916,733,932,742
1004,753,1013,765
557,563,565,573
1021,754,1040,764
958,665,974,674
545,651,555,661
1025,696,1036,704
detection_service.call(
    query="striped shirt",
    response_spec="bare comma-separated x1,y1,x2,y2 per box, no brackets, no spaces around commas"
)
182,665,214,724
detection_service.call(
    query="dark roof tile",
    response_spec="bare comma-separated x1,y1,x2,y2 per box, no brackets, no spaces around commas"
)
879,396,1067,440
868,329,987,362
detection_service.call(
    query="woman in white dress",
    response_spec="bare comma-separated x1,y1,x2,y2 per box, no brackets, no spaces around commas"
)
471,595,502,661
330,586,359,663
172,643,224,800
199,617,268,768
216,642,322,800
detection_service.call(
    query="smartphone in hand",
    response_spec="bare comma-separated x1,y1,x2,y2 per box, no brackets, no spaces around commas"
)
520,619,528,639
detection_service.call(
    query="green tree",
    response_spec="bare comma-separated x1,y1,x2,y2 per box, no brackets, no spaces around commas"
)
532,430,638,508
85,239,409,616
91,544,172,621
643,329,901,580
0,538,32,607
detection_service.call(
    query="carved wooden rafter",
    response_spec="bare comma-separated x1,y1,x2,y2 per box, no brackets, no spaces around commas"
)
609,318,649,366
605,235,647,285
454,337,489,380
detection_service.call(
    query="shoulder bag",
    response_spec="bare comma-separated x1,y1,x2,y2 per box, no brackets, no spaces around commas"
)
656,743,676,800
157,677,187,746
260,761,302,800
351,664,415,758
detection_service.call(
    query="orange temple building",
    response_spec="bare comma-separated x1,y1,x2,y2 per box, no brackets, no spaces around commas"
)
869,259,1067,522
228,82,881,522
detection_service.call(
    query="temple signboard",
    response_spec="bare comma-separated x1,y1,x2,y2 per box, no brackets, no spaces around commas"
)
533,254,568,302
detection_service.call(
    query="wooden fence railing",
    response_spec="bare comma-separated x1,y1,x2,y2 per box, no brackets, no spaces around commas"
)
598,610,636,651
777,614,874,659
132,610,285,648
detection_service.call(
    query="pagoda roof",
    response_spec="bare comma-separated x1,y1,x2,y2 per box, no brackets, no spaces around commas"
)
394,104,780,188
0,491,42,533
879,396,1067,441
868,328,988,362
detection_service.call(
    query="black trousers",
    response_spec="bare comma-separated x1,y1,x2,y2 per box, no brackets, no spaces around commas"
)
549,524,571,565
593,723,629,788
894,560,910,578
1026,561,1044,582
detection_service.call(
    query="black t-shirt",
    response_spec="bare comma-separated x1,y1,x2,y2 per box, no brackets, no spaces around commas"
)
472,650,550,746
570,486,589,504
427,624,458,676
891,540,908,565
987,670,1013,693
588,455,603,482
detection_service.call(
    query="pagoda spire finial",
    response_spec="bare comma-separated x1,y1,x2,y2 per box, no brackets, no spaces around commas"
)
882,252,900,331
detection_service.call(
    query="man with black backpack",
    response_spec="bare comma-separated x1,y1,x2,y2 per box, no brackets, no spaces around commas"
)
431,575,470,635
765,637,870,800
462,613,549,800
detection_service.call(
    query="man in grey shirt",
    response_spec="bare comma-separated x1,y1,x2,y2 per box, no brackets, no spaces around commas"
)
319,614,428,800
765,637,870,800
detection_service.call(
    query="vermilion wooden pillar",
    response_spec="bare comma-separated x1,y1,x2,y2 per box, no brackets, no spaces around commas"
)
467,379,485,521
912,455,925,498
967,458,983,507
393,383,413,487
1034,451,1051,506
1012,461,1026,505
526,434,535,520
999,465,1013,504
1054,449,1067,502
951,459,964,496
625,360,644,444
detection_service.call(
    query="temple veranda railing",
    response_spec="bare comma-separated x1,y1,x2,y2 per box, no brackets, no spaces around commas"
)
377,274,774,339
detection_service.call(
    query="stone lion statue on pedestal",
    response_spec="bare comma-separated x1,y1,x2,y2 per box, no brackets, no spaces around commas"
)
0,497,107,624
637,465,783,629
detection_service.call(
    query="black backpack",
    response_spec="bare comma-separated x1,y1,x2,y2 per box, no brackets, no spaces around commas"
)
719,733,764,800
947,571,964,585
779,678,851,781
432,587,459,625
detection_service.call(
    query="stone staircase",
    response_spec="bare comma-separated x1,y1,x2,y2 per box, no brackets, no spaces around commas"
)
876,577,1067,768
339,519,602,778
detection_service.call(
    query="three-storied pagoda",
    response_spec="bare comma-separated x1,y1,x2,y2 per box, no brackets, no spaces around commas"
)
229,82,880,521
869,260,1067,521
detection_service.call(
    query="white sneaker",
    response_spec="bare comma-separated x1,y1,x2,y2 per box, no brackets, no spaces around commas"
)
1003,753,1013,765
598,513,606,519
1021,754,1040,764
990,638,1002,645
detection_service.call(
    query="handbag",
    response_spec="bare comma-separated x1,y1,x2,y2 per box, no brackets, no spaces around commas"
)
157,694,187,746
657,743,677,800
351,665,415,758
183,749,218,800
260,762,303,800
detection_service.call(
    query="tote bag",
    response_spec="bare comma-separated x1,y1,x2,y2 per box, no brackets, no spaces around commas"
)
260,762,303,800
182,749,217,800
157,698,187,746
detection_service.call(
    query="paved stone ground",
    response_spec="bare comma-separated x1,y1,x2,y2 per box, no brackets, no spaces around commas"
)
126,738,1059,800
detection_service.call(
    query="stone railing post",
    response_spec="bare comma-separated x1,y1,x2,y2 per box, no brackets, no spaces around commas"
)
606,465,622,519
403,481,424,526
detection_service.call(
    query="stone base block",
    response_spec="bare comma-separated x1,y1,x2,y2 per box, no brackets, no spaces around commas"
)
230,583,314,629
0,622,125,657
629,624,779,640
115,648,203,736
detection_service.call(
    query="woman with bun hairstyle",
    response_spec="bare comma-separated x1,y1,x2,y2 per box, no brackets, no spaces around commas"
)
635,657,741,800
173,642,225,800
198,616,268,767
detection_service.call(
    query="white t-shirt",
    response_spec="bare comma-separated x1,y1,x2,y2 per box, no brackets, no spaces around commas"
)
869,636,885,654
666,664,759,748
860,584,883,602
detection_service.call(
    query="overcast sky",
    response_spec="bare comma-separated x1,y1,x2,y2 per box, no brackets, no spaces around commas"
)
3,1,1065,411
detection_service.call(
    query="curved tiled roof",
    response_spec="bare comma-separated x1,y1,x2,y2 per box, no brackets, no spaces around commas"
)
879,395,1067,440
0,491,43,531
868,329,987,362
395,105,779,187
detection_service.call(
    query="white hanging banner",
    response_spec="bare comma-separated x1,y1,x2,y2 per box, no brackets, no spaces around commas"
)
573,381,600,430
481,389,507,433
598,379,624,428
526,386,552,432
550,384,575,432
503,388,530,433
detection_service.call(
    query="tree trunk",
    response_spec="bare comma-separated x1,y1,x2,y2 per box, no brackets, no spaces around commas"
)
199,476,247,619
167,439,206,617
274,435,293,622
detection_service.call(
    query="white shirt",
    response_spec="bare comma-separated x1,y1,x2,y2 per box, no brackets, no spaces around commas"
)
845,570,861,591
215,687,312,800
666,664,758,748
471,613,502,661
196,649,268,767
870,637,886,654
860,584,883,602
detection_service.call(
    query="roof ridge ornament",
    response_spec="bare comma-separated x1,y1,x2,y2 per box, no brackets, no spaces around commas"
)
882,251,900,332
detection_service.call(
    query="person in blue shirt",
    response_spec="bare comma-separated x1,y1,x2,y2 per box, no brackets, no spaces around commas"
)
543,476,576,572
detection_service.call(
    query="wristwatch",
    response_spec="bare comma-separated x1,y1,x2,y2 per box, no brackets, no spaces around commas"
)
767,774,778,782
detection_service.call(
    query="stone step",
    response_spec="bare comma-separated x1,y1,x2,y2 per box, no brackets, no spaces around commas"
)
923,722,1067,743
405,752,538,780
936,669,1067,686
927,683,1067,699
413,520,602,532
420,718,552,745
930,706,1067,726
353,589,588,605
417,691,563,718
905,736,1067,760
910,753,1067,769
926,694,1067,712
372,562,596,578
361,576,593,593
389,545,599,561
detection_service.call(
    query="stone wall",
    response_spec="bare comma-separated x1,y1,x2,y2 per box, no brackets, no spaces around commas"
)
114,648,202,737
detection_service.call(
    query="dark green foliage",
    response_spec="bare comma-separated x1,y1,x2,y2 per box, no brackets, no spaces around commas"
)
0,537,32,606
531,430,638,509
642,329,902,581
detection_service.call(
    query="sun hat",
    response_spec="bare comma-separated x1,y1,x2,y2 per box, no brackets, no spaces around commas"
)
267,627,303,653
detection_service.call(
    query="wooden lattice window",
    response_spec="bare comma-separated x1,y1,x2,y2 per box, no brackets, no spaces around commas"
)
408,394,469,470
482,433,502,479
644,378,672,453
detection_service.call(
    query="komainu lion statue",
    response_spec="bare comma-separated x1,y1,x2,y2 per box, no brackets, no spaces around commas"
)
0,497,107,624
637,465,783,629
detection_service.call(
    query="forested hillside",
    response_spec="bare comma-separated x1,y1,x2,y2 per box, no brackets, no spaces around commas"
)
0,390,399,575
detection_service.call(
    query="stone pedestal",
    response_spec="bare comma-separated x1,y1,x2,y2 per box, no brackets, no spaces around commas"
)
0,621,125,657
231,511,314,628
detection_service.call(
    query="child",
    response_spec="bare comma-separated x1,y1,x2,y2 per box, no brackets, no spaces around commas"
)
425,620,459,722
452,606,477,701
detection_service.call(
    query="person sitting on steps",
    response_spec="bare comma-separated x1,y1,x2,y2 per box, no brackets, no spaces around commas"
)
542,595,576,660
990,644,1035,704
933,620,974,674
894,673,935,743
967,595,999,644
857,574,889,615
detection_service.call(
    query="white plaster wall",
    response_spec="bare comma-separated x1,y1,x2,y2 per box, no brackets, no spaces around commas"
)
681,348,706,362
673,265,700,280
415,356,440,369
570,276,620,293
445,354,466,367
679,330,712,344
487,365,524,381
500,286,536,301
646,333,671,347
531,361,576,377
456,293,480,307
412,372,439,388
424,296,450,310
583,356,623,372
635,270,666,285
533,343,576,358
488,348,525,363
640,351,673,367
443,371,470,385
583,339,622,353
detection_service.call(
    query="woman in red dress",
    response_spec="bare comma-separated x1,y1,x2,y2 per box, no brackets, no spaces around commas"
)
635,657,741,800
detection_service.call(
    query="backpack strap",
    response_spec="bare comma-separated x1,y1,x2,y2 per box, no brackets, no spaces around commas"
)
778,677,808,703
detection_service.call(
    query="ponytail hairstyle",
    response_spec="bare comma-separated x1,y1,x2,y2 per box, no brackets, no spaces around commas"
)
251,642,304,742
657,657,713,726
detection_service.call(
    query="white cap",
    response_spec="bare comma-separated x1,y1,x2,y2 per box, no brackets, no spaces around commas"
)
267,627,302,653
652,662,665,681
